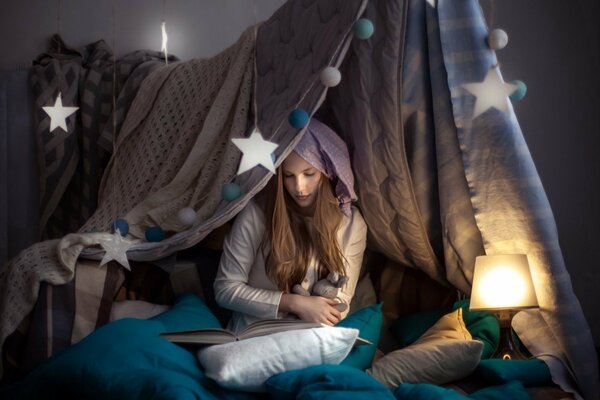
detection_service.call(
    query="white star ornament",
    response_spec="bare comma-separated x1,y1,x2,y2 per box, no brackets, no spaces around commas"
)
231,128,278,175
42,92,79,133
461,68,518,119
100,231,133,270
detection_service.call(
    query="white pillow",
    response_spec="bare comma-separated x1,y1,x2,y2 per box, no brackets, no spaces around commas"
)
197,326,358,392
367,308,483,387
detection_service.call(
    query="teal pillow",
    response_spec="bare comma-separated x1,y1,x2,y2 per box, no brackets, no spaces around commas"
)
452,300,500,359
393,383,468,399
265,364,395,400
388,309,448,347
151,293,222,330
392,382,530,400
472,359,551,387
336,303,383,370
469,381,530,400
0,295,237,400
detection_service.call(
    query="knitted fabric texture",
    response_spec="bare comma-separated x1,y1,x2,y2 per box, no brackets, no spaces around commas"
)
0,27,256,376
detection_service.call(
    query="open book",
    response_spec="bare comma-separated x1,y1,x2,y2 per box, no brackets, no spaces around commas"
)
160,318,371,346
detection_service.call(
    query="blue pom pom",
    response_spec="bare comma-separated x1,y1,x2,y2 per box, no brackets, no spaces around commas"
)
222,182,242,202
288,108,310,129
112,218,129,236
145,226,165,242
509,80,527,101
353,18,374,40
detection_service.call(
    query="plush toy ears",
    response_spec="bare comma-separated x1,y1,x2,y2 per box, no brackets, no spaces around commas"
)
336,276,349,288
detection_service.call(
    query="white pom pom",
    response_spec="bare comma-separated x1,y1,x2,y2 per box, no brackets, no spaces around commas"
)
320,67,342,87
177,207,198,226
487,29,508,50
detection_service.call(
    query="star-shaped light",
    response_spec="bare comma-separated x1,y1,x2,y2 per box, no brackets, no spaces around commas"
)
461,67,518,119
42,92,79,133
231,128,278,175
99,231,133,270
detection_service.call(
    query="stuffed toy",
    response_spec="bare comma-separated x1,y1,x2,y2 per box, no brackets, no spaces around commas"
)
292,272,349,312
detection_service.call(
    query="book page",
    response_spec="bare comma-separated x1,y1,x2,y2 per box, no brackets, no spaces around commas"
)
238,319,323,340
160,328,237,345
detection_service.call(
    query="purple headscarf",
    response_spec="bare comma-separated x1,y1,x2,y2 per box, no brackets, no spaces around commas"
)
293,119,358,217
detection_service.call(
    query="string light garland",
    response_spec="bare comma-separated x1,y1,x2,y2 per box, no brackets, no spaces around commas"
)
42,0,78,134
461,0,527,119
229,10,375,181
102,0,135,267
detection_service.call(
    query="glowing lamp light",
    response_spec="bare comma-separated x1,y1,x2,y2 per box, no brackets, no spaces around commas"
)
470,254,538,359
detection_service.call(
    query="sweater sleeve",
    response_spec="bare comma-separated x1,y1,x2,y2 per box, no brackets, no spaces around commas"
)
336,207,368,319
213,201,283,320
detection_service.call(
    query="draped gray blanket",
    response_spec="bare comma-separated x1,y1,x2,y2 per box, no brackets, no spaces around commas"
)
328,1,598,399
31,35,173,239
0,0,597,398
0,0,367,377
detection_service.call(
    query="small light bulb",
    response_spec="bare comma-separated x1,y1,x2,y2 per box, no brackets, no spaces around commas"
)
161,20,168,64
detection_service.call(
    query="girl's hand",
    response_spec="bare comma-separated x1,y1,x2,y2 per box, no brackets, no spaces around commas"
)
279,293,342,325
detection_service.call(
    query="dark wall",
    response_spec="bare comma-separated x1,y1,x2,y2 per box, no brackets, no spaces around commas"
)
0,0,598,344
0,0,285,70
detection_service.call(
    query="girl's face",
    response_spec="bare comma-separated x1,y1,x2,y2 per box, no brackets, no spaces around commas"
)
282,151,323,209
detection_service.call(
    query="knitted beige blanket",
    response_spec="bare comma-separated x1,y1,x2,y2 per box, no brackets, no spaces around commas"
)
0,26,256,376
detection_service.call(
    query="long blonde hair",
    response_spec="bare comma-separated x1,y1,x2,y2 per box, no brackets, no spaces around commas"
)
262,168,346,292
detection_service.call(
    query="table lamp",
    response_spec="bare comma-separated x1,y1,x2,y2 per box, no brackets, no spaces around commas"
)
469,254,538,359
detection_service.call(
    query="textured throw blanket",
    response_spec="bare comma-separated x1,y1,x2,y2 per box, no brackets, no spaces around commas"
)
31,35,173,239
327,1,598,399
0,0,368,376
0,26,256,376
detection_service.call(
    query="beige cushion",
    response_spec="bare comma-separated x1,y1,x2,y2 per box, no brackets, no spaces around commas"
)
367,308,483,387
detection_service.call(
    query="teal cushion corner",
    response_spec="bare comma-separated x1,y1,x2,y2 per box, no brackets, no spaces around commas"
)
388,308,449,348
336,303,383,370
392,381,530,400
1,318,213,400
151,293,222,331
452,300,500,359
0,295,226,400
393,383,468,400
472,358,552,387
388,300,499,358
469,380,530,400
265,364,395,400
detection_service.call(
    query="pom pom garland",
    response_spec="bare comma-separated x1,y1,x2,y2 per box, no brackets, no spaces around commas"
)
352,18,374,40
288,108,310,129
177,207,197,226
112,218,129,236
320,67,342,87
145,226,165,242
222,182,242,201
509,80,527,101
487,29,508,50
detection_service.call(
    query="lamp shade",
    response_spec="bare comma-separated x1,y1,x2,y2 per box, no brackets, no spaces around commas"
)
470,254,538,311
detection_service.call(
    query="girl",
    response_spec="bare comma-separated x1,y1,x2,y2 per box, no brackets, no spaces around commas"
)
214,119,367,332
